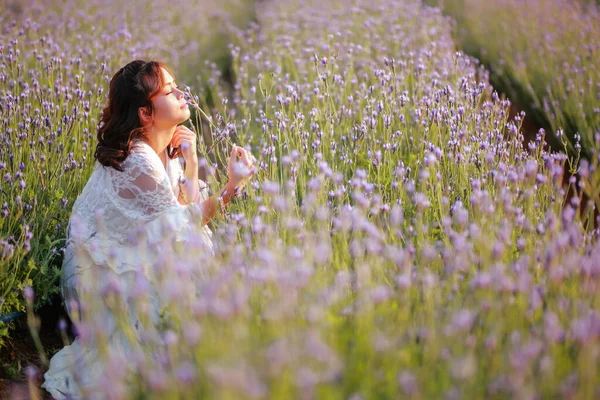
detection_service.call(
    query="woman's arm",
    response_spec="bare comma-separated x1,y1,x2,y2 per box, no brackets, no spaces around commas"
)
177,157,200,205
178,144,255,225
197,181,238,225
179,178,238,225
176,158,238,222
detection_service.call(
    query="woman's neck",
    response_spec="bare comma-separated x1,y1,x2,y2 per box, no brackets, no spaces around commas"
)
140,126,176,165
157,149,167,169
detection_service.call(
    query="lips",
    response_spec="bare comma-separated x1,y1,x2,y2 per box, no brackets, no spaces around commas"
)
180,102,189,109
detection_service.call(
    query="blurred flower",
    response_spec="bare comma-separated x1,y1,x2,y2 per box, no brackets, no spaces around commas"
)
398,370,418,395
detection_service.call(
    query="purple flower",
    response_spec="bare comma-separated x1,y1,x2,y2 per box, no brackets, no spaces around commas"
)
544,311,565,343
176,361,197,384
398,370,418,395
57,318,67,331
450,309,475,333
182,322,203,346
23,286,34,302
24,365,39,380
569,311,600,345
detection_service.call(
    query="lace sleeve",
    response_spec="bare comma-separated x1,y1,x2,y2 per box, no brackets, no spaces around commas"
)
110,146,210,246
111,148,181,219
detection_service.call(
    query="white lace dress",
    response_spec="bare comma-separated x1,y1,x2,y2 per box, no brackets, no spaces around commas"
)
41,139,213,399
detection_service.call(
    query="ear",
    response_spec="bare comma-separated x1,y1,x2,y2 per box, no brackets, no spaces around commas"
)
138,106,152,125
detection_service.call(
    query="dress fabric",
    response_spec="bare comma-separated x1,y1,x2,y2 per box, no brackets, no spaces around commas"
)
41,140,213,399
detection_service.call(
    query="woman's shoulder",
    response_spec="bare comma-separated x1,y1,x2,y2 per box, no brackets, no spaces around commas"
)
122,140,162,173
129,139,155,157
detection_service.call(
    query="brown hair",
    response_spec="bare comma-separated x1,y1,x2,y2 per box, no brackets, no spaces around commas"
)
94,60,172,171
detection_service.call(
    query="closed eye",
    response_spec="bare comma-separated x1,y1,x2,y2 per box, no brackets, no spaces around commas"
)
166,85,178,95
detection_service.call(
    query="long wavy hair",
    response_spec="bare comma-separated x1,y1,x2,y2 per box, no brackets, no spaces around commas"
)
94,60,172,171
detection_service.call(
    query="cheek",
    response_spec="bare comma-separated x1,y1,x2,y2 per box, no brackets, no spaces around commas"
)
153,100,173,118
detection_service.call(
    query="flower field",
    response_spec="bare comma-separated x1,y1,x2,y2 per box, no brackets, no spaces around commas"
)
0,0,254,339
2,0,600,398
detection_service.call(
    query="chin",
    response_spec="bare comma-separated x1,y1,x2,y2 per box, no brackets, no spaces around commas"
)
180,109,191,123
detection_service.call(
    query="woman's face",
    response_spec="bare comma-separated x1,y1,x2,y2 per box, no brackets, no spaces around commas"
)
149,67,190,130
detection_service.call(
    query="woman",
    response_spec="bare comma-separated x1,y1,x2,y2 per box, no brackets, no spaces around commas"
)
41,60,255,399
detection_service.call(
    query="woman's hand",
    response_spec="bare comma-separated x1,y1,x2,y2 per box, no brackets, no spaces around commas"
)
170,125,198,165
197,145,255,223
227,144,256,188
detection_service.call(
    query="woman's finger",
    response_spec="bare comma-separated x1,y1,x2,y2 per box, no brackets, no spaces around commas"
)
242,149,256,163
174,126,196,145
175,125,192,134
170,132,179,148
238,148,253,167
179,128,194,139
172,127,196,147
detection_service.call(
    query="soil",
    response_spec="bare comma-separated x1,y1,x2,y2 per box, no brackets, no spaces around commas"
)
0,295,73,400
507,103,543,145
